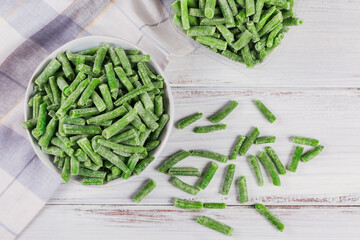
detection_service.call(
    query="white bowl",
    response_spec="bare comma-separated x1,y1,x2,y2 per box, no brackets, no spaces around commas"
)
24,36,174,186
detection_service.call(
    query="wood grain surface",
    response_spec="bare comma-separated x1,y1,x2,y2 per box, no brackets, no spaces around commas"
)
19,0,360,239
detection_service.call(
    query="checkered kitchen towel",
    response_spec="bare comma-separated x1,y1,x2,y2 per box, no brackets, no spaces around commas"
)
0,0,194,239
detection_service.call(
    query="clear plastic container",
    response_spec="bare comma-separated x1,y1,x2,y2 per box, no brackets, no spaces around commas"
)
162,0,307,71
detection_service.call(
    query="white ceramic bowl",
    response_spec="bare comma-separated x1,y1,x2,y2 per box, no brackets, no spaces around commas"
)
24,36,174,186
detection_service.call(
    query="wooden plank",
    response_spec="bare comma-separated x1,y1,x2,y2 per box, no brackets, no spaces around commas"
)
48,88,360,204
165,0,360,88
20,205,360,239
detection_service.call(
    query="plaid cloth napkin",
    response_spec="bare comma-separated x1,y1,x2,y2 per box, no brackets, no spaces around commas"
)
0,0,193,239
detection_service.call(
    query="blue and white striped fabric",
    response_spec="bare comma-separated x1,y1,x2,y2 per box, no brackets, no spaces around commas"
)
0,0,193,239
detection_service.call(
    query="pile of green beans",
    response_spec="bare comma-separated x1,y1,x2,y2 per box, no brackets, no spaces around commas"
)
24,43,169,185
172,0,303,68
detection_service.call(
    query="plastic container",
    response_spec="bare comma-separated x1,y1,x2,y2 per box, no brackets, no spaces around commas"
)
24,36,174,187
162,0,307,71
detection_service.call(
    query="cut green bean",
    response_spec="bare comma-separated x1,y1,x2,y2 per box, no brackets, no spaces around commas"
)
104,63,119,99
57,52,75,80
74,148,89,162
78,78,100,106
255,203,284,232
178,112,202,129
258,151,281,186
102,108,137,139
218,0,235,24
115,46,133,76
293,136,319,147
38,118,58,148
204,202,226,209
63,124,101,135
180,0,190,30
204,0,216,18
190,150,228,163
198,162,218,189
197,216,233,236
109,129,138,143
93,47,107,75
209,100,238,123
264,146,286,174
232,29,253,51
42,146,65,157
154,95,163,118
248,155,264,186
133,157,155,175
238,176,248,203
133,179,156,203
145,140,160,152
258,12,283,37
121,154,140,179
283,17,303,26
264,0,290,9
77,138,103,166
230,136,246,160
94,144,130,173
200,17,227,26
51,137,74,156
253,0,265,22
134,101,158,131
170,176,200,195
32,103,47,139
87,106,127,125
22,118,37,130
256,6,277,31
56,78,90,118
221,164,235,195
64,72,86,97
255,136,276,144
254,100,277,123
34,59,61,87
158,150,190,173
79,167,106,179
82,177,104,185
174,198,203,210
287,146,304,172
196,36,227,50
114,85,150,106
187,26,216,36
239,127,260,156
301,145,324,162
99,84,114,111
61,157,71,183
168,167,201,177
98,139,146,154
194,124,227,133
245,0,255,16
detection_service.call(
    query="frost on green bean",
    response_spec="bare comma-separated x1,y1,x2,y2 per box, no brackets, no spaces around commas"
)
174,198,203,210
238,176,248,203
221,164,235,195
197,216,233,236
293,136,319,147
255,203,284,232
248,155,264,186
254,100,277,123
301,145,324,162
255,136,276,144
287,146,304,172
258,151,281,186
209,100,238,123
133,179,156,203
239,127,260,156
190,150,228,163
198,162,218,189
265,146,286,175
178,112,203,129
170,176,200,195
194,124,227,133
158,150,190,173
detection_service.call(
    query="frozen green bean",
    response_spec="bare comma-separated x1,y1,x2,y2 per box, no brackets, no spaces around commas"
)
114,85,150,106
93,47,107,75
98,139,146,154
170,176,200,195
209,100,238,123
248,155,264,186
288,146,304,172
102,108,137,139
238,176,248,203
57,52,75,80
197,216,233,236
133,179,156,203
245,0,255,16
168,167,201,177
204,202,226,209
254,100,277,123
198,162,218,189
232,29,253,51
258,151,281,186
239,127,260,156
255,203,284,232
194,124,227,133
174,198,203,210
79,167,106,178
301,145,324,162
255,136,276,144
133,156,155,175
32,103,47,139
121,154,140,179
190,150,228,163
230,136,246,160
61,157,71,183
264,0,290,10
99,84,114,111
283,17,303,26
38,118,58,148
265,146,286,174
196,36,227,50
187,26,216,36
82,177,104,185
77,138,103,166
293,136,319,147
221,164,235,195
34,59,61,87
158,150,190,173
178,112,202,129
115,46,133,75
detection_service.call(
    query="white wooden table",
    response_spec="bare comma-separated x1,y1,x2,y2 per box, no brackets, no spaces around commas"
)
20,1,360,239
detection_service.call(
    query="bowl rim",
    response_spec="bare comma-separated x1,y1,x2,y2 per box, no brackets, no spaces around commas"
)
24,35,174,187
